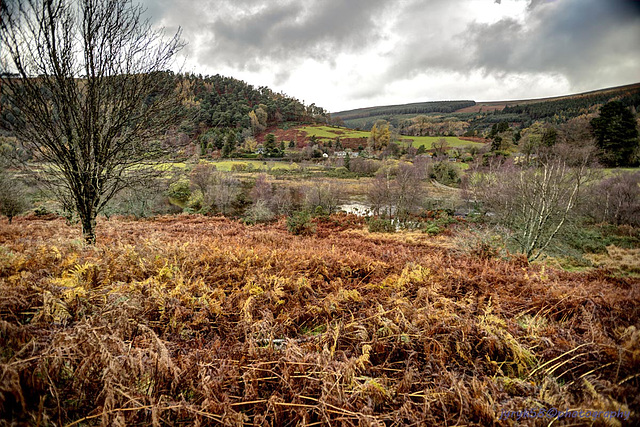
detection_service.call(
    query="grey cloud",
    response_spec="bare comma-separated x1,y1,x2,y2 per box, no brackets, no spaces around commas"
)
373,0,640,100
196,0,389,72
139,0,640,108
469,0,640,90
368,0,474,93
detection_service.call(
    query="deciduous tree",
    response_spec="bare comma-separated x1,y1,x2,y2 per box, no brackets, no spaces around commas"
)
469,144,595,261
0,0,184,243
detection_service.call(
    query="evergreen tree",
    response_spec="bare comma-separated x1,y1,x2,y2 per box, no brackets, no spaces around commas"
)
222,131,236,158
590,101,639,167
264,133,276,155
541,127,558,147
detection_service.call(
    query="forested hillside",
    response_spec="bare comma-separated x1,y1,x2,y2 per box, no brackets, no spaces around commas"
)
333,100,476,124
332,83,640,134
502,83,640,122
1,72,328,151
177,73,327,132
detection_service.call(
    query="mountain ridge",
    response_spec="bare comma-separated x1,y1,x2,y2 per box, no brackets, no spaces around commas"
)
332,82,640,116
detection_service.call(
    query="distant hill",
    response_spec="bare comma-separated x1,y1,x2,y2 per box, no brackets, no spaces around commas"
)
332,83,640,131
333,100,476,121
463,82,640,113
332,100,475,130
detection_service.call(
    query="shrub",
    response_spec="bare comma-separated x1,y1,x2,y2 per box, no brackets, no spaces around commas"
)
287,210,315,235
0,186,27,224
231,163,247,172
423,223,442,236
350,157,381,176
584,172,640,226
244,200,275,224
167,179,191,207
430,161,460,186
34,205,49,217
367,217,395,233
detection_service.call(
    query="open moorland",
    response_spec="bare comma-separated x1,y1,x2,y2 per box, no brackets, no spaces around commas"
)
1,214,638,425
1,15,639,425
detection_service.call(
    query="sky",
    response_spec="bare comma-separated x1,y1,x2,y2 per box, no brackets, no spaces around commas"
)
142,0,640,112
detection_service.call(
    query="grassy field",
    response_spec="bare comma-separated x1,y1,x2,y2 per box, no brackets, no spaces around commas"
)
399,135,483,149
297,125,370,141
1,215,638,425
211,159,299,172
298,125,482,150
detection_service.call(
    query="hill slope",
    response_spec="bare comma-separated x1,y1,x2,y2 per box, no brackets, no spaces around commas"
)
333,82,640,131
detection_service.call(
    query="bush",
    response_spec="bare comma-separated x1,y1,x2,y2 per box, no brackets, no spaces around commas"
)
367,218,395,233
167,179,191,207
244,200,275,224
231,163,247,172
0,171,28,223
430,161,460,186
34,205,50,217
423,223,442,236
324,166,355,178
583,172,640,226
350,157,381,176
287,210,315,235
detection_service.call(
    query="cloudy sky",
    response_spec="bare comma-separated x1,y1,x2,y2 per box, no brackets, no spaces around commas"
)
142,0,640,112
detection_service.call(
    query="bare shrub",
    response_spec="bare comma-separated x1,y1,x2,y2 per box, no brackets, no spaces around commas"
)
584,172,640,226
367,163,426,220
469,144,595,261
349,157,381,176
0,171,27,223
303,180,344,215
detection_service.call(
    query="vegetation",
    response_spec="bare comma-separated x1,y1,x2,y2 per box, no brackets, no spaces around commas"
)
333,100,476,127
502,84,640,122
0,215,638,425
0,170,26,223
332,83,640,141
590,101,640,167
0,0,184,243
0,3,639,425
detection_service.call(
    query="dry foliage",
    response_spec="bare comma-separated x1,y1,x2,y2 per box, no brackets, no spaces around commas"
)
0,214,638,426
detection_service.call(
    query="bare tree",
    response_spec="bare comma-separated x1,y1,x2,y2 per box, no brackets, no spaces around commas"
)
470,144,595,261
213,173,240,216
367,163,426,221
584,171,640,226
303,180,343,215
0,0,184,242
393,162,425,222
368,170,394,217
189,162,217,210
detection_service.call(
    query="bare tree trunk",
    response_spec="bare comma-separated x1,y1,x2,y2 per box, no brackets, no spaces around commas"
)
80,211,97,244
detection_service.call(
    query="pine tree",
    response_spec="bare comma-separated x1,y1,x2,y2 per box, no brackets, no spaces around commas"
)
591,101,639,167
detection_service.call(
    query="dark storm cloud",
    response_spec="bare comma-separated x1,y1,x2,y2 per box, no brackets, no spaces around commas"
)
468,0,640,89
198,0,389,70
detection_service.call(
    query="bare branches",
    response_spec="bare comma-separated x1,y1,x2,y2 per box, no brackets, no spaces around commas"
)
1,0,184,242
469,144,596,261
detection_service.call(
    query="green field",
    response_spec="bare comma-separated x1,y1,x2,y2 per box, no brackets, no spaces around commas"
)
297,125,370,140
298,125,482,150
399,135,482,149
